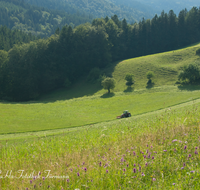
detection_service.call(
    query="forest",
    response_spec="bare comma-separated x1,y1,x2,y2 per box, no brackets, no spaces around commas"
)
0,7,200,101
0,25,37,51
0,0,93,37
24,0,152,23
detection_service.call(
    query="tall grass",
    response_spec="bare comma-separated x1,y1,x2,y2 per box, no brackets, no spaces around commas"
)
1,101,200,189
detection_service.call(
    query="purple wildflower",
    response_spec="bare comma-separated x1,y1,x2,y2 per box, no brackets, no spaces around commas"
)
106,169,108,173
183,162,186,167
143,155,146,158
133,168,137,173
188,154,192,158
77,172,80,177
26,188,28,190
195,150,198,155
173,183,175,185
99,162,102,167
139,165,141,172
190,171,195,173
141,172,145,176
30,180,32,184
152,178,156,181
146,149,149,153
163,150,167,152
134,164,136,167
42,177,45,180
181,167,184,170
147,154,151,159
195,147,198,149
145,163,148,166
84,167,87,172
184,146,187,150
133,151,136,156
172,139,177,142
127,164,129,167
67,179,69,182
174,148,176,152
121,157,124,162
82,162,85,165
152,156,155,159
123,168,126,172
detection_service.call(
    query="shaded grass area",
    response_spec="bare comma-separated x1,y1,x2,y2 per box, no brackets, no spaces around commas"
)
1,86,200,134
1,98,200,189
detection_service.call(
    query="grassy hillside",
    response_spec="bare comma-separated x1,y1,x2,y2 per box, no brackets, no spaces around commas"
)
1,44,200,189
41,42,200,100
1,92,200,189
0,43,200,135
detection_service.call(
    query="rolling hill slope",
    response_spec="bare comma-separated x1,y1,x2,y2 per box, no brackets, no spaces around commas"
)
1,43,200,135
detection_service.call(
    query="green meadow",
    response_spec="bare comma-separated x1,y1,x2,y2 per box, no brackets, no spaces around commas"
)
1,43,200,189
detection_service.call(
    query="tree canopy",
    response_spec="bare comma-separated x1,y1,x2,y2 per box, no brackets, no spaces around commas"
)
0,7,200,101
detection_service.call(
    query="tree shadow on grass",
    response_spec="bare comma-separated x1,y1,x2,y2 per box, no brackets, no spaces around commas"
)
146,83,155,89
177,84,200,91
124,86,134,92
100,92,115,98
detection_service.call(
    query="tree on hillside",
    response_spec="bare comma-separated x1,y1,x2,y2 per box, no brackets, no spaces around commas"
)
178,63,200,83
146,71,154,84
101,77,116,93
125,73,134,85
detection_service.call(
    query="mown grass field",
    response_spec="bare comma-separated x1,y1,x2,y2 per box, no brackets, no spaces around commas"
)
1,98,200,189
1,86,200,134
1,43,200,189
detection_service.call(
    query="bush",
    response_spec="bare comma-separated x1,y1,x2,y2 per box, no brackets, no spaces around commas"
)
178,63,200,83
125,73,134,85
196,48,200,55
101,77,116,93
146,71,154,84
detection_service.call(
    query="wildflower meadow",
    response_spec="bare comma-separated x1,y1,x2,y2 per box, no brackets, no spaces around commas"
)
1,100,200,189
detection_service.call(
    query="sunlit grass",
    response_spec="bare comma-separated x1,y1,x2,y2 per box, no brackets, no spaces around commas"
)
1,86,200,134
1,101,200,189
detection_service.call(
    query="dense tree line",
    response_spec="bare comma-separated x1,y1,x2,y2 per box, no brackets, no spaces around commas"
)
0,0,93,37
0,7,200,101
0,25,37,51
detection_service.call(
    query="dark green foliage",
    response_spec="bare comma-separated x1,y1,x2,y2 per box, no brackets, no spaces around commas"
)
0,25,37,51
0,0,93,37
125,73,134,85
146,71,155,84
178,63,200,83
24,0,153,23
87,68,101,83
1,6,200,101
101,77,116,93
196,48,200,55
